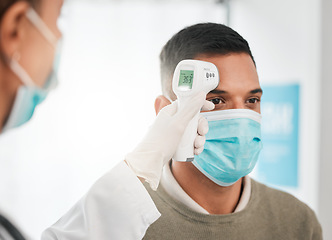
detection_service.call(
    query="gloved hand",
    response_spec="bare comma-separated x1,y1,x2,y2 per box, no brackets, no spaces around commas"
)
125,92,214,190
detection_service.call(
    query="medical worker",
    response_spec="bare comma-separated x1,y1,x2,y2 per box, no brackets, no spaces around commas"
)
0,0,213,239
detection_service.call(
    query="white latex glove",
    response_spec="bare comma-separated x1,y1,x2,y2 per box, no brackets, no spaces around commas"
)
194,115,210,155
125,92,214,190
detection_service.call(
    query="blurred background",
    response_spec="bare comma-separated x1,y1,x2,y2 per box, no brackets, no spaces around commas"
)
0,0,331,239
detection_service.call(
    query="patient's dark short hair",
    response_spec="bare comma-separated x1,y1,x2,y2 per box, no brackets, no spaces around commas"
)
160,22,255,100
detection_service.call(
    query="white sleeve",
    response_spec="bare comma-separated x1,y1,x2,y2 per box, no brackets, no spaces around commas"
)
41,161,161,240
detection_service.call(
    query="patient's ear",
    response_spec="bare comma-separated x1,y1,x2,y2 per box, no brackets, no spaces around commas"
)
154,95,171,115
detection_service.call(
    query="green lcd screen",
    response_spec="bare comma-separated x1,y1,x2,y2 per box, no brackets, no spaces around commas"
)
178,70,194,89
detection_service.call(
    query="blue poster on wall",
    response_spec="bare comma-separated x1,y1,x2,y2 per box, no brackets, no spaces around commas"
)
255,83,300,187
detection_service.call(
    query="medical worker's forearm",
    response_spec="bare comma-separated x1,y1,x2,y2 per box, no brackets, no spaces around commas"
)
42,161,160,240
124,159,145,183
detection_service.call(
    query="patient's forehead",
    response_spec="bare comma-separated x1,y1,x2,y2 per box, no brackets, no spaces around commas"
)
194,53,260,92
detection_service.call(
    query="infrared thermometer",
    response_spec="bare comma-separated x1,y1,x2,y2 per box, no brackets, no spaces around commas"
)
172,59,219,162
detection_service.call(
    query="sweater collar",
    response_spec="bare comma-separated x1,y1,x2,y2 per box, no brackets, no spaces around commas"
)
160,160,251,214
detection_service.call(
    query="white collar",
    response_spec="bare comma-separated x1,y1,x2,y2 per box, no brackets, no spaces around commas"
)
160,161,251,214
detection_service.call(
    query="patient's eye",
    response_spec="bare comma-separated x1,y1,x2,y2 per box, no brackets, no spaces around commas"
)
245,97,261,110
246,97,260,104
209,98,224,105
207,98,226,110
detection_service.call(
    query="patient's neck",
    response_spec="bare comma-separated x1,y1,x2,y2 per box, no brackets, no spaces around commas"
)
171,161,242,215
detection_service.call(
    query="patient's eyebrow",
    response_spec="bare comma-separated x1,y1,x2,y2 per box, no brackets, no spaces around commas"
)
250,88,263,94
209,89,227,94
208,88,263,95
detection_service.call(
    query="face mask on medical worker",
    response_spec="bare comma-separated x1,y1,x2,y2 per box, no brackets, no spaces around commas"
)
2,8,61,132
193,108,263,187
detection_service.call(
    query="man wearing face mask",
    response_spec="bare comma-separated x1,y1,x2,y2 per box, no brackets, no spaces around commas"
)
0,0,213,239
139,23,323,239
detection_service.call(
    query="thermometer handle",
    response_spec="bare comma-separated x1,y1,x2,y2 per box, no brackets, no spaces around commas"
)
172,111,200,162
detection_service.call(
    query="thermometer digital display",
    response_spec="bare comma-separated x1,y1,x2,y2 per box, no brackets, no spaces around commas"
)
178,70,194,90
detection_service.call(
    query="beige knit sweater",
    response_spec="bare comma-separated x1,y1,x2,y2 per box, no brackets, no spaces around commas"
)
143,179,322,240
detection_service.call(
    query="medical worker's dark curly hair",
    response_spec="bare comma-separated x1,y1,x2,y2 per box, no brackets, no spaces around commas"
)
0,0,40,20
160,22,255,100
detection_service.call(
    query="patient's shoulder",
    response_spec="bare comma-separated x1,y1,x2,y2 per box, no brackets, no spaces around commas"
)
251,179,322,237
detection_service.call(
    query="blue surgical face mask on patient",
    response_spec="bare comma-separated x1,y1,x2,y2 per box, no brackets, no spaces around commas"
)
193,109,263,187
